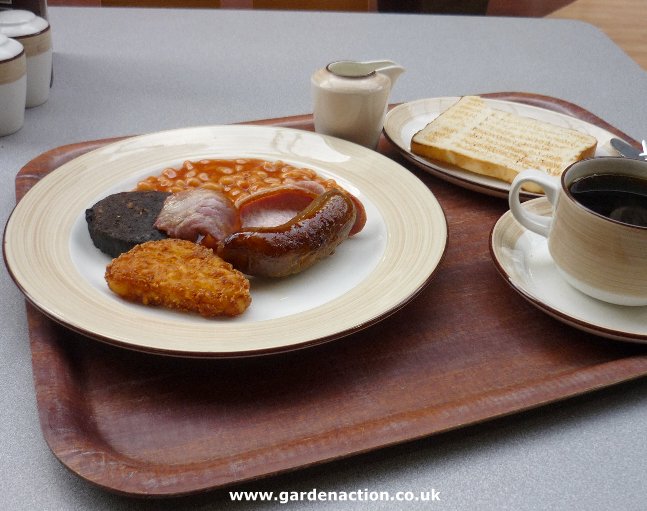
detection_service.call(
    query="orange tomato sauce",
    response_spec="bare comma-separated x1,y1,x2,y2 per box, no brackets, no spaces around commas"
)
136,158,337,204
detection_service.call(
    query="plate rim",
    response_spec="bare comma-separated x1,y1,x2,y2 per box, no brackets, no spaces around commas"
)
4,124,448,358
489,198,647,343
383,95,618,199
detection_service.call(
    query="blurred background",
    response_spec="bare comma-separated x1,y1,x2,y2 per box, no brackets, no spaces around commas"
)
3,0,644,71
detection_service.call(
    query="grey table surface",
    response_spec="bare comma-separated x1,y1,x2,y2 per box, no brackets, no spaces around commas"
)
2,6,647,511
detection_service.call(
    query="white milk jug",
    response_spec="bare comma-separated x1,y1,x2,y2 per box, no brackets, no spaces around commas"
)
311,60,405,149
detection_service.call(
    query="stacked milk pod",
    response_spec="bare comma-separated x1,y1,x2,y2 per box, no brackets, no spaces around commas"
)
0,9,52,136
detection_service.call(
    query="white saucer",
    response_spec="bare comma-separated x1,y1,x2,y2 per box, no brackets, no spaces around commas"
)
490,198,647,343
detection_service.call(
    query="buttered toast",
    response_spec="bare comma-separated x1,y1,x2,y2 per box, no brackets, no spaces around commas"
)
410,96,597,192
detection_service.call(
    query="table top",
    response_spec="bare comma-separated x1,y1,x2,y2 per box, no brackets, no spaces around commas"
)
2,6,646,510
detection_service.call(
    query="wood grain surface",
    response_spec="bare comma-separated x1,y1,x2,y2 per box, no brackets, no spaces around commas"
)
487,0,575,17
16,93,647,497
547,0,647,71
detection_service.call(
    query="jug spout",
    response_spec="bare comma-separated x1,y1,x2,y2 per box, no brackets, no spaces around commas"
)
376,63,405,88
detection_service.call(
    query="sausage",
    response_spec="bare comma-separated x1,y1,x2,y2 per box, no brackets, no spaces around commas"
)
218,189,357,277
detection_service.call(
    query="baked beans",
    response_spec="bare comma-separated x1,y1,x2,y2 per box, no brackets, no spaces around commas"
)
136,158,338,204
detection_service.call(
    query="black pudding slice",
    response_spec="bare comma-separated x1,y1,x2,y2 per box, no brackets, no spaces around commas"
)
86,191,171,257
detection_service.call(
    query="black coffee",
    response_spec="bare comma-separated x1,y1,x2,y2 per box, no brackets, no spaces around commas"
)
569,173,647,227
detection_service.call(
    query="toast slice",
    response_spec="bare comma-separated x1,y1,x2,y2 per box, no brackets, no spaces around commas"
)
410,96,598,193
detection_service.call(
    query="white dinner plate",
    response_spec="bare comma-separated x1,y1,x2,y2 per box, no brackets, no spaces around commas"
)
4,125,448,357
383,96,618,198
490,198,647,343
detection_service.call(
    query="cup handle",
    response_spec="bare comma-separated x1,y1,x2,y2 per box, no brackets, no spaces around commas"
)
508,170,561,237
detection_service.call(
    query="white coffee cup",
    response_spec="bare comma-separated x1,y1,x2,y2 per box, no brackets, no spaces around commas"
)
0,9,52,108
0,34,26,136
509,157,647,306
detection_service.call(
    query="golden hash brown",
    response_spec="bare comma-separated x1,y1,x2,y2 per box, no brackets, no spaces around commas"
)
105,239,251,317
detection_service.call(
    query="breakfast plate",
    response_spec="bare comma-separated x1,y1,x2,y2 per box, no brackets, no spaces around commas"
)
4,125,448,357
490,198,647,343
383,96,619,199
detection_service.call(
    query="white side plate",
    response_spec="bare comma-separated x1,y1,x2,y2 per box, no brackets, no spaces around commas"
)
384,96,618,198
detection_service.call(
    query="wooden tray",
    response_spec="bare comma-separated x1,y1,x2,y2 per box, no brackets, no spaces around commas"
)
16,93,647,497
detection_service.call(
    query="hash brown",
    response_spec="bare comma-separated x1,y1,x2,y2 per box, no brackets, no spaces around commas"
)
105,239,251,317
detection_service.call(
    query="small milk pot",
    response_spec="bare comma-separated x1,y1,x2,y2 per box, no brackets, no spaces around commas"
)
311,60,405,149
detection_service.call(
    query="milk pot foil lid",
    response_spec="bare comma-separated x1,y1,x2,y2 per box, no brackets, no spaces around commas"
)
0,34,25,62
0,10,49,38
